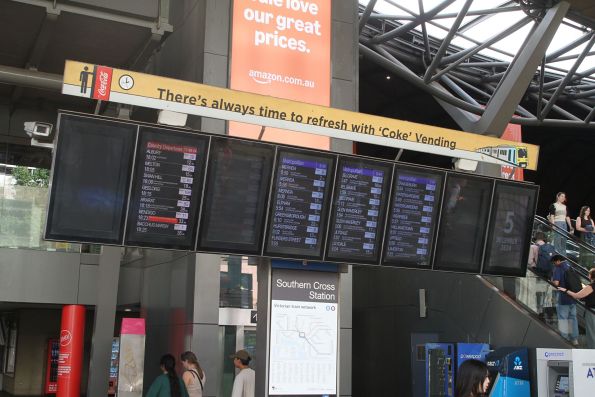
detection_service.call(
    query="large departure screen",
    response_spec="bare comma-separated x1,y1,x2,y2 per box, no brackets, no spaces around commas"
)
45,114,136,244
382,166,444,268
325,158,391,264
197,137,274,254
265,149,335,259
433,174,493,273
124,127,208,250
482,182,538,276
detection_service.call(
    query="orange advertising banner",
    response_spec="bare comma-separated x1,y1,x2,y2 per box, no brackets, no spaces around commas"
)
229,0,331,149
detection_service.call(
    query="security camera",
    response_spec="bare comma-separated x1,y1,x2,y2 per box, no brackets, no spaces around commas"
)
24,121,53,138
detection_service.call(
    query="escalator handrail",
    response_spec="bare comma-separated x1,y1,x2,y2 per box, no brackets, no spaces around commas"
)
533,217,592,279
535,214,595,256
527,267,595,315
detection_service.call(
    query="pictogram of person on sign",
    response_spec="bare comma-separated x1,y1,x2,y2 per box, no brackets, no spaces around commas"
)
79,66,94,94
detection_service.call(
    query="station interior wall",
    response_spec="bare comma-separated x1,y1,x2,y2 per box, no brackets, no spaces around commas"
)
352,266,569,397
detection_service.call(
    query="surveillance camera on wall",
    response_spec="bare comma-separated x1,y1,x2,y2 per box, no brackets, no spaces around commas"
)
24,121,53,138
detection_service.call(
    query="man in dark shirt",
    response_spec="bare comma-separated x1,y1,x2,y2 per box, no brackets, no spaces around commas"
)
551,255,579,346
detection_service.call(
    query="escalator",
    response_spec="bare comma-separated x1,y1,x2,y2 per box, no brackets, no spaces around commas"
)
481,215,594,347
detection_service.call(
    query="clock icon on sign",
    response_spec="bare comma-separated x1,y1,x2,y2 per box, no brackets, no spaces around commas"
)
118,74,134,90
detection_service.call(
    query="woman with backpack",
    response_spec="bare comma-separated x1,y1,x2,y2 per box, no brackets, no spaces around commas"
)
181,351,206,397
559,268,595,348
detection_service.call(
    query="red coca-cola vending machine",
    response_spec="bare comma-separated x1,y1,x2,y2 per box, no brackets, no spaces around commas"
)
44,338,59,394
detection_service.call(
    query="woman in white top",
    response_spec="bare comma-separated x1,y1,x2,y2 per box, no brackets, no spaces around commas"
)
548,192,574,254
181,351,205,397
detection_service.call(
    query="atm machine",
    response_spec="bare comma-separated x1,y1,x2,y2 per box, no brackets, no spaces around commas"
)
533,348,573,397
485,347,530,397
425,343,454,397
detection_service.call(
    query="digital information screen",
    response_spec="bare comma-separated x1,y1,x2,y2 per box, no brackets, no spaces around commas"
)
434,174,494,273
383,167,444,268
326,158,392,264
265,149,335,259
197,137,275,254
125,127,208,250
482,182,538,276
45,114,136,244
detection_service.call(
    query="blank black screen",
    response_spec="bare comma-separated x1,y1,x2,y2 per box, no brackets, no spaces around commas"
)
482,182,538,276
433,174,494,272
45,114,136,244
197,137,274,254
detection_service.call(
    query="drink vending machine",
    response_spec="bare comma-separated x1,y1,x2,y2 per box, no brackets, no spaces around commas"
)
425,343,454,397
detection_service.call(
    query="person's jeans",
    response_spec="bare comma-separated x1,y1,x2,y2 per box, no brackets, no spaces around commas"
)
553,221,567,255
557,303,579,342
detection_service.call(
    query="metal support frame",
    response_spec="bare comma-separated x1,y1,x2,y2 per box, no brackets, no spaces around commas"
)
359,0,595,130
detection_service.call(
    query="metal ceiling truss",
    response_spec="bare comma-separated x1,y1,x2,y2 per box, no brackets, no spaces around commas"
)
359,0,595,130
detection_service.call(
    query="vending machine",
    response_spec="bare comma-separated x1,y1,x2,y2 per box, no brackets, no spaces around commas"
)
485,347,530,397
425,343,454,397
44,338,59,394
456,343,491,368
108,337,120,395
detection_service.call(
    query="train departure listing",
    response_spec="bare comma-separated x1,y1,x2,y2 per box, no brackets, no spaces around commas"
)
327,160,391,262
126,130,207,249
384,170,443,266
267,151,334,258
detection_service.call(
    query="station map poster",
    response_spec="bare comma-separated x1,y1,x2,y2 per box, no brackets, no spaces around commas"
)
326,157,392,264
433,174,493,273
383,166,444,268
264,148,335,260
197,137,275,254
268,268,338,396
45,114,136,244
482,182,538,277
125,127,209,250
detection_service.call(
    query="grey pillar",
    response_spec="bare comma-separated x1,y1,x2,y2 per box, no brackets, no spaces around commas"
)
86,245,122,397
472,1,570,135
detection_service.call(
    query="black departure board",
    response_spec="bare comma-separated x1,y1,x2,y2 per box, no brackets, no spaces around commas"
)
125,127,209,250
482,182,538,276
382,167,444,268
433,174,494,273
264,149,336,259
197,137,274,254
45,114,136,244
325,158,392,264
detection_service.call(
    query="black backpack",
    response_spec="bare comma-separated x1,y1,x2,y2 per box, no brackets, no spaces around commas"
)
536,243,555,276
563,266,583,293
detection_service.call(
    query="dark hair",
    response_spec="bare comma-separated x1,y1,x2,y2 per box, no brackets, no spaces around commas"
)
239,357,251,366
181,351,204,379
534,231,546,242
556,192,566,199
589,268,595,280
455,359,489,397
160,354,181,397
579,206,591,220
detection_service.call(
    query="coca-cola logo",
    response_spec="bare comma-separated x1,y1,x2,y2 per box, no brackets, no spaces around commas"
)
98,71,109,96
60,330,72,347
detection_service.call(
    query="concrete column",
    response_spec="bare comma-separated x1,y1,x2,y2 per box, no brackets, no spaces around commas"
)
86,245,122,397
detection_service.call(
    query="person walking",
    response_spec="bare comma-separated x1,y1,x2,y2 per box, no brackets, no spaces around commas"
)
551,255,580,346
181,351,206,397
548,192,574,255
455,359,490,397
230,350,255,397
146,354,188,397
558,268,595,348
